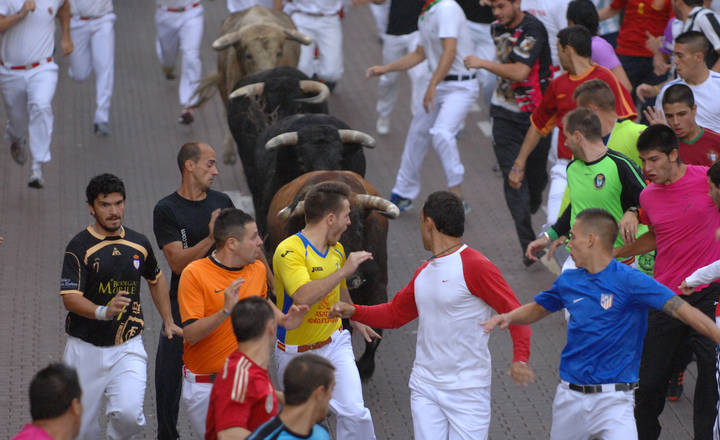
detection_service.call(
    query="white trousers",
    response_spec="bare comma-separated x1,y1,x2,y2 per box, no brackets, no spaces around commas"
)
69,13,115,124
369,2,389,37
181,373,212,438
409,375,491,440
292,12,343,83
544,129,569,230
155,5,204,107
392,80,479,200
0,62,57,166
467,21,496,105
550,382,637,440
275,330,376,440
63,336,147,440
227,0,273,13
376,31,429,118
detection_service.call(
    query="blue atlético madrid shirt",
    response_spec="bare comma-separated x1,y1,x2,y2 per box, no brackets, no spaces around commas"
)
535,259,675,385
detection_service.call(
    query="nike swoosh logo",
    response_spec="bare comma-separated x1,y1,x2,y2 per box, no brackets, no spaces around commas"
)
214,289,224,293
573,298,584,303
441,280,448,283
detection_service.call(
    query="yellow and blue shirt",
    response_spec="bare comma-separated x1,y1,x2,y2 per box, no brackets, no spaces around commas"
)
273,233,346,345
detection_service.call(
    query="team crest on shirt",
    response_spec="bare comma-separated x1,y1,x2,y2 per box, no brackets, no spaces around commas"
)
265,384,274,413
708,150,719,164
594,174,606,189
600,293,613,310
132,254,140,270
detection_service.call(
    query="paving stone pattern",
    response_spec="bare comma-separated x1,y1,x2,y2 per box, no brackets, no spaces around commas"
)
0,1,696,438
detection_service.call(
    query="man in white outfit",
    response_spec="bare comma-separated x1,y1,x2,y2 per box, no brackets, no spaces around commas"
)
368,0,478,212
155,0,203,124
68,0,115,137
226,0,272,12
0,0,72,189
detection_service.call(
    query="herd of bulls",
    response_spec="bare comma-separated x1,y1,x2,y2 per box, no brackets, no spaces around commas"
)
191,6,401,379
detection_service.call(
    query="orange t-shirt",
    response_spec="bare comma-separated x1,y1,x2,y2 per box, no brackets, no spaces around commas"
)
179,255,267,374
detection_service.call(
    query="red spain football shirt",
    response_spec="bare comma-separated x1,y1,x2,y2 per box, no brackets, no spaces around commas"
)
205,351,279,440
610,0,672,58
530,64,636,160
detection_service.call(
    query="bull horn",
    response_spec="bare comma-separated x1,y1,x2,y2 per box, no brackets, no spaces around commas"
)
295,80,330,104
229,82,265,99
354,194,399,218
278,201,305,220
265,132,299,150
283,28,313,46
338,129,376,149
212,30,243,50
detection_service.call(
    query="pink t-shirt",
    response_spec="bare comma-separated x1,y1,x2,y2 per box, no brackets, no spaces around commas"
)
591,36,621,70
11,424,53,439
640,165,720,294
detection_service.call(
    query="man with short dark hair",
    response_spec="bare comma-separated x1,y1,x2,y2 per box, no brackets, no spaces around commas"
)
249,353,334,440
329,190,532,439
12,363,82,440
60,173,180,439
648,83,720,165
178,208,306,438
670,0,720,70
639,31,720,133
485,207,720,440
615,124,720,438
205,296,283,440
273,181,378,440
507,25,636,227
152,141,234,440
464,0,553,264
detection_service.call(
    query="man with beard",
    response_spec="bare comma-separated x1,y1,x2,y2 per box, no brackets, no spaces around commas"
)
60,173,181,439
152,142,234,440
464,0,553,265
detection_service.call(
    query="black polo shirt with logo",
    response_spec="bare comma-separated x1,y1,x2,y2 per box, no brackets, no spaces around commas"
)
60,225,161,347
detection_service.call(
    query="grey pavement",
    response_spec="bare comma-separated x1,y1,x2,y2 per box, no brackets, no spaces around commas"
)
0,1,697,438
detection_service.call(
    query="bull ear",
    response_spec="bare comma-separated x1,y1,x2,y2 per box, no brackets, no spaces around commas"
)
283,28,313,46
212,30,243,50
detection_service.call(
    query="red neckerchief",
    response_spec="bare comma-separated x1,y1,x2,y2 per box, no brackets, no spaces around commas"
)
419,0,441,20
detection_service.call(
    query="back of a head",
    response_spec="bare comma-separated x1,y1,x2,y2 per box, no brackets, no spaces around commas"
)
86,173,126,205
567,0,599,36
682,0,704,7
29,363,81,421
573,79,616,112
662,83,695,108
213,208,255,248
708,161,720,186
675,30,711,60
231,296,274,343
557,25,592,58
283,354,335,406
422,191,464,238
575,208,618,250
636,124,679,155
563,107,603,142
303,181,352,224
177,142,202,174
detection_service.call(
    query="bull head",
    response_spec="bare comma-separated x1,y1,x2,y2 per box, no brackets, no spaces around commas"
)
229,80,330,104
264,129,376,150
278,194,400,220
212,24,312,51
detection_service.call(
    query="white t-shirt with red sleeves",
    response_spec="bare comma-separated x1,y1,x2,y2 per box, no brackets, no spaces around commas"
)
353,245,531,390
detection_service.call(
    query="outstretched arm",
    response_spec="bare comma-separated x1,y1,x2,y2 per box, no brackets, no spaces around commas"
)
482,302,551,332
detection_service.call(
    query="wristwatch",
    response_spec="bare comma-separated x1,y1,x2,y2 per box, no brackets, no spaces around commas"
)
627,206,639,217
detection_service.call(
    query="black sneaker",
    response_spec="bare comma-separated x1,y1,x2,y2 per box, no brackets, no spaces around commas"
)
667,371,684,402
178,109,194,125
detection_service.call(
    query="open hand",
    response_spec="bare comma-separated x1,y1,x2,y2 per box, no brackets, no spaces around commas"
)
328,301,356,319
508,362,535,386
481,313,511,333
351,321,381,342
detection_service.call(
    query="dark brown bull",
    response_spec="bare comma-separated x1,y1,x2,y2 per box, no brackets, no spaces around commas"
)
266,171,399,379
192,6,312,164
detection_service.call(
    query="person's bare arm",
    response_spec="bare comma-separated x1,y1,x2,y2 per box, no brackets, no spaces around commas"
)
508,126,544,189
340,287,381,342
614,230,656,258
662,296,720,344
366,45,426,77
611,65,633,94
597,5,620,21
148,274,183,339
464,58,531,83
58,0,72,55
291,252,373,306
0,0,34,32
162,209,220,274
217,427,251,440
62,290,131,320
482,302,551,331
423,37,456,112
